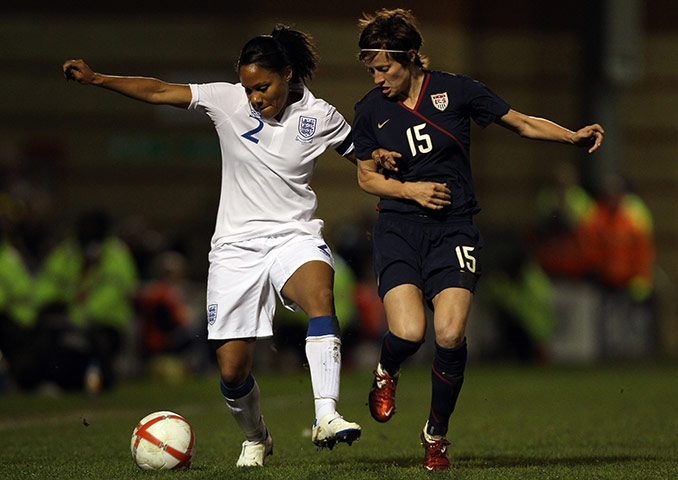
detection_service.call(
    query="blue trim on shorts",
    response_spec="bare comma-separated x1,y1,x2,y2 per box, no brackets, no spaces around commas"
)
220,373,255,399
306,315,340,337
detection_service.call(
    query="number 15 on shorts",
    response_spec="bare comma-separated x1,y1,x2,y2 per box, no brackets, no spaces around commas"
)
455,246,476,273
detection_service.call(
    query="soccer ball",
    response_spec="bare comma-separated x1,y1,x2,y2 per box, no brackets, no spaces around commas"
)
130,411,195,470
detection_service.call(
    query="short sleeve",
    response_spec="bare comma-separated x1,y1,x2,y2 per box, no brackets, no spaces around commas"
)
352,98,379,160
462,76,511,128
324,106,354,156
188,82,242,127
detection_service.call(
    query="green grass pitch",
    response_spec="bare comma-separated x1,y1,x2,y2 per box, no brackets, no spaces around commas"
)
0,363,676,479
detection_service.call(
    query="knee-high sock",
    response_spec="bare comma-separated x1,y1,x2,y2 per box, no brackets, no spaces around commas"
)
427,339,468,437
305,315,341,420
221,374,266,442
379,331,424,376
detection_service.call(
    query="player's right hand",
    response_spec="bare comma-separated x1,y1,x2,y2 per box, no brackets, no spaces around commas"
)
62,59,95,84
406,181,451,210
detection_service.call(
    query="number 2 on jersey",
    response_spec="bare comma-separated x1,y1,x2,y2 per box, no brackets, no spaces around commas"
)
455,246,476,272
406,123,433,156
242,115,264,144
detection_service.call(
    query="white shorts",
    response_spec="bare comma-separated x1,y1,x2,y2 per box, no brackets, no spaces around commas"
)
206,231,335,340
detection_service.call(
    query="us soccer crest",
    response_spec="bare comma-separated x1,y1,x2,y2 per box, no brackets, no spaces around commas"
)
298,116,317,139
431,92,449,111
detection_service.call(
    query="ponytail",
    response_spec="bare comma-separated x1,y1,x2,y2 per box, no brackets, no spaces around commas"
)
237,24,318,84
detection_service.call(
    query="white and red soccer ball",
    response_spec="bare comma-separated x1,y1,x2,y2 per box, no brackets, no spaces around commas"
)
131,411,195,470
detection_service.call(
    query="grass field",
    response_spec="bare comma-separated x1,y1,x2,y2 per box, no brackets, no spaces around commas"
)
0,362,676,479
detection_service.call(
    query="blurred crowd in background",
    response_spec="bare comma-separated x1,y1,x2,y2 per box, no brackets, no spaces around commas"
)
0,148,661,396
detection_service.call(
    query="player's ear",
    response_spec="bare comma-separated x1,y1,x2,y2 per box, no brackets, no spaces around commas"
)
407,49,418,64
283,66,293,83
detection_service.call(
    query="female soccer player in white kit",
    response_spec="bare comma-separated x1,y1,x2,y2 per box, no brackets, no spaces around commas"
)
63,25,361,467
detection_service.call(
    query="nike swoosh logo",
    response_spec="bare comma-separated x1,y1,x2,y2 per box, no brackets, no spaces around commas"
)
377,119,390,129
383,407,394,417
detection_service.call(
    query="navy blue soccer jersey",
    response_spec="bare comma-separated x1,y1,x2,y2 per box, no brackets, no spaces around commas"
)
353,71,510,218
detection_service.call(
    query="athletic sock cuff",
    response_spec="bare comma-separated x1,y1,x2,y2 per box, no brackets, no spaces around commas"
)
385,331,426,346
306,315,340,337
434,337,467,353
220,373,255,400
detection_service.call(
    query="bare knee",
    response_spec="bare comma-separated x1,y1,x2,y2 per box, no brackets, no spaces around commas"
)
434,319,467,348
391,322,427,343
435,331,466,349
214,339,255,387
219,362,250,387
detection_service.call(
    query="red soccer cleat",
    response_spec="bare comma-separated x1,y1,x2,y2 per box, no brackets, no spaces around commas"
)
421,432,450,470
421,430,451,471
368,364,399,422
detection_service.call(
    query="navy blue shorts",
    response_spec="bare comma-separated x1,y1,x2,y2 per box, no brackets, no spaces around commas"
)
372,212,482,303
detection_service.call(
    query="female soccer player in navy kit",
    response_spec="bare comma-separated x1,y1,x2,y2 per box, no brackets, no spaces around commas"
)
63,25,360,467
353,9,604,471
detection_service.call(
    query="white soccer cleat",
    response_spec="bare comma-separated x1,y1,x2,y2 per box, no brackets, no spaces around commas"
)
311,413,361,450
236,431,273,467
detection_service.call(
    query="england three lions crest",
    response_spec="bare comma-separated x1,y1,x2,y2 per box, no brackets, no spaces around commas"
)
431,92,449,111
297,116,317,143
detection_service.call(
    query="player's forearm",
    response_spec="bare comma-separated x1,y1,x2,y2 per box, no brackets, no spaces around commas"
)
91,74,176,104
357,167,410,200
519,115,576,144
499,109,574,144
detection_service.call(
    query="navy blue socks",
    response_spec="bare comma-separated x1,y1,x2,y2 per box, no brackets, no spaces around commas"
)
427,339,467,437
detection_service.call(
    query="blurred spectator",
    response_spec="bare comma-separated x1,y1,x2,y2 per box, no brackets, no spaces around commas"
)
531,167,656,362
529,163,599,362
483,237,555,362
118,215,167,282
0,141,64,272
583,174,655,301
0,222,38,389
136,250,194,380
533,160,595,279
581,174,656,358
33,210,138,390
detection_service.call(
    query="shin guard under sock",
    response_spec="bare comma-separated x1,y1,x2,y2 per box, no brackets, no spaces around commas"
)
379,331,424,376
305,315,341,420
427,339,468,437
221,374,267,442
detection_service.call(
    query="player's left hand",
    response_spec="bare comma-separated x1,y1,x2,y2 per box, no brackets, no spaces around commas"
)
372,148,401,172
573,123,605,153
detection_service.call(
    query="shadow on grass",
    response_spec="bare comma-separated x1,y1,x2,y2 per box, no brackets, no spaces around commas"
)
454,454,659,468
342,453,658,470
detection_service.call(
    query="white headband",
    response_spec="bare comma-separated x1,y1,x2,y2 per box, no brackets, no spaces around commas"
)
360,48,409,53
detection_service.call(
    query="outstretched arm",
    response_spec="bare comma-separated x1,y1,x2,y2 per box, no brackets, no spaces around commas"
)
357,149,451,211
497,109,604,153
62,59,192,108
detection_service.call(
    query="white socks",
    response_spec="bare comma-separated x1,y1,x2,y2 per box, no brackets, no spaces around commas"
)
223,379,267,442
305,334,341,420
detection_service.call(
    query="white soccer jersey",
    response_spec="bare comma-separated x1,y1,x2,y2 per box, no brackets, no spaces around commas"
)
188,82,353,246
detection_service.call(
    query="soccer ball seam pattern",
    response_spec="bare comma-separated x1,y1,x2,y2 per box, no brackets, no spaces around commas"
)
131,411,195,471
